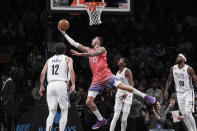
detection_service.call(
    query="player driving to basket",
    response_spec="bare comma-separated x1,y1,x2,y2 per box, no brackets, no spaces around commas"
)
58,27,155,130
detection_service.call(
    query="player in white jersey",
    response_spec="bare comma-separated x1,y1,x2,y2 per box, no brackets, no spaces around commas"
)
39,43,75,131
110,58,134,131
164,54,197,131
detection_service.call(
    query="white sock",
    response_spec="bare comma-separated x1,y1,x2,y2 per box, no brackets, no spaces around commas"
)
59,109,68,131
133,88,145,98
46,110,56,131
92,109,103,121
121,112,129,131
110,111,121,131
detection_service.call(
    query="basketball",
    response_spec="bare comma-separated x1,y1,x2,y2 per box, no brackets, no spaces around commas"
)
58,19,70,31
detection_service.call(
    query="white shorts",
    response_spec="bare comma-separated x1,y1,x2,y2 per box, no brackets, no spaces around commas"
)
47,81,69,110
114,93,133,114
88,90,99,98
177,90,195,114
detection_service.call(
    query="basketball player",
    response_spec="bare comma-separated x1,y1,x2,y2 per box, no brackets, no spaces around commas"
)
110,58,134,131
39,43,75,131
58,28,155,129
164,54,197,131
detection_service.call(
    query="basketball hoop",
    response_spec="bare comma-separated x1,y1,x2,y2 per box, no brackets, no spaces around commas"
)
85,1,106,26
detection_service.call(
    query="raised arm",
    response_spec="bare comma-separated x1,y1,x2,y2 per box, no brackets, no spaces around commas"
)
67,57,75,93
39,61,48,96
58,27,90,53
188,66,197,87
164,67,173,99
70,47,106,57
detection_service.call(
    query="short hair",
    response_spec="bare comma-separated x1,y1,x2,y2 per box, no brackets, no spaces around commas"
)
55,43,66,55
169,96,175,100
1,67,10,77
122,58,129,65
97,37,103,45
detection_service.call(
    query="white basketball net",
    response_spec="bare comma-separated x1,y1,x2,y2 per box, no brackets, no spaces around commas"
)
85,2,106,26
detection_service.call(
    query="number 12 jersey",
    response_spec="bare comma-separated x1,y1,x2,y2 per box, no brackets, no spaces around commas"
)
47,55,69,82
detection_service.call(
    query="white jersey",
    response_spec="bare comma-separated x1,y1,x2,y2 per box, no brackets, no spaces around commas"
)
173,64,193,93
116,68,132,96
47,55,69,82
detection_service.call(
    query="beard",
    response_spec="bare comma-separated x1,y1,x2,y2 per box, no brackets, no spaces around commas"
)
176,60,183,65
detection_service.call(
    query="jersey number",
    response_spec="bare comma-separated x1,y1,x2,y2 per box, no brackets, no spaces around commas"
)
179,81,184,86
52,64,59,75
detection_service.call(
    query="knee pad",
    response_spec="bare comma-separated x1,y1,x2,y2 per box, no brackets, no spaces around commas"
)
49,109,57,115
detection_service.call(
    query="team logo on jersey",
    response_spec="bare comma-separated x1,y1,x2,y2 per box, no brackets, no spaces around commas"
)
174,72,184,79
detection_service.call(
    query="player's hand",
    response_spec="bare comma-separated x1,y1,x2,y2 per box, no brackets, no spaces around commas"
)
164,90,168,99
70,49,80,56
39,86,45,96
58,25,66,36
120,94,128,100
69,85,75,94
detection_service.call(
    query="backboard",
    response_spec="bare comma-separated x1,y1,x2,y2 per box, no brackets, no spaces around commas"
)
48,0,132,13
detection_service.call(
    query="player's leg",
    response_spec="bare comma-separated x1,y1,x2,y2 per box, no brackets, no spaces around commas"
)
121,95,132,131
86,90,107,129
110,111,121,131
185,91,197,131
121,111,129,131
177,93,193,131
58,83,69,131
110,96,123,131
114,80,155,103
46,84,58,131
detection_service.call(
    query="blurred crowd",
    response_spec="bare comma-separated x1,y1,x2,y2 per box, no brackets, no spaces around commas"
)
0,0,197,130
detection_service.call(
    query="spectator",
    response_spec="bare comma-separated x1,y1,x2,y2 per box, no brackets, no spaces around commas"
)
164,96,182,131
31,80,41,104
0,69,15,130
145,101,166,131
76,87,87,105
146,79,163,104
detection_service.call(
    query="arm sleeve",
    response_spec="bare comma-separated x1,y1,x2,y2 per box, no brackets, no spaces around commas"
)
64,34,79,48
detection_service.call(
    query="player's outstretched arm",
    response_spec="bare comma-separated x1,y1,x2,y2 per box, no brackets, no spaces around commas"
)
67,57,75,94
39,60,48,96
70,47,106,57
188,66,197,87
164,67,173,99
58,27,90,53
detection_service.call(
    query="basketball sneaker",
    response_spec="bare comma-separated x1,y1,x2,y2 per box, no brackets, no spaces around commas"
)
92,118,108,130
145,95,156,104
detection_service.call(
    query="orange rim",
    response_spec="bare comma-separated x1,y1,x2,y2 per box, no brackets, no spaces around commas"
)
85,2,106,12
85,2,106,7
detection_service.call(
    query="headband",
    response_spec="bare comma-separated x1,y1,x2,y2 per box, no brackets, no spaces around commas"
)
178,54,187,62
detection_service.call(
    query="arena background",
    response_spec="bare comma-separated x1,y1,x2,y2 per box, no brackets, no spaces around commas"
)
0,0,197,131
